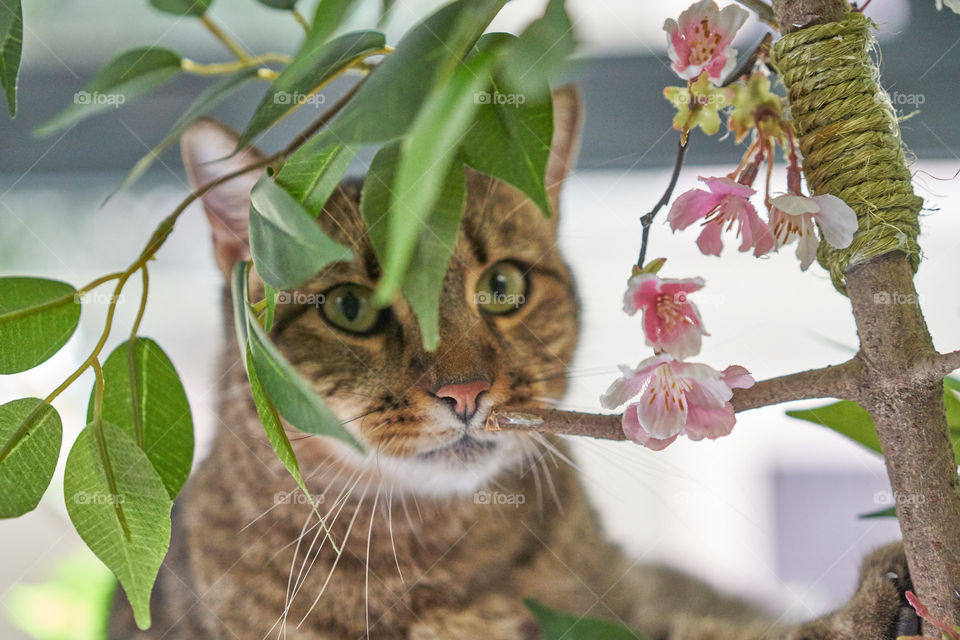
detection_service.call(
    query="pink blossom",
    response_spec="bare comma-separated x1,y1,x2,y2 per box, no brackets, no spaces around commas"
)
664,0,748,84
623,273,708,359
769,193,858,270
668,177,775,257
601,355,755,450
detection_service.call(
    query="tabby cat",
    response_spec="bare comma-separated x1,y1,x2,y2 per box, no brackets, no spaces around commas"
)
108,87,918,639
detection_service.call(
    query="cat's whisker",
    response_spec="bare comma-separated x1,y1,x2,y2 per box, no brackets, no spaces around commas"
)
287,474,364,620
287,468,362,613
364,485,382,640
386,484,404,583
298,477,373,628
529,449,545,519
538,452,564,515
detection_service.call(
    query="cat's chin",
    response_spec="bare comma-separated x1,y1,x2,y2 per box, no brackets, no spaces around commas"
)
353,433,529,497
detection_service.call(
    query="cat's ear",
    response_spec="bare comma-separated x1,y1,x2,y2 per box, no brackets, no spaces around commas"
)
545,85,583,213
180,118,265,278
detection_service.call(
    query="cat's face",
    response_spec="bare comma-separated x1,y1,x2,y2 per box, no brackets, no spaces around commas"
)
182,88,582,495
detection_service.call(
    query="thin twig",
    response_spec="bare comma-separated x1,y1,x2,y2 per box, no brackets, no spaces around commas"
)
734,0,778,27
486,358,864,440
637,137,688,267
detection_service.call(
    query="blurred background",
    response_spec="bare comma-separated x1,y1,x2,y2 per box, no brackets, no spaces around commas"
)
1,0,959,638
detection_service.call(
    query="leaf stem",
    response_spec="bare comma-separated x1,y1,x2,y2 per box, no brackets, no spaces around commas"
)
181,53,291,76
292,8,310,33
91,359,132,540
129,266,149,340
200,14,250,61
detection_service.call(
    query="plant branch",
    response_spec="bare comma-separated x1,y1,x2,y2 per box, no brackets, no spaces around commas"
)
181,53,292,76
637,136,688,267
734,0,778,28
486,358,863,440
40,78,365,408
200,14,250,61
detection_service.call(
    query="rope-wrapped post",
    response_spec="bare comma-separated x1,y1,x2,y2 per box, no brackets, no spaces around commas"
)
771,12,924,292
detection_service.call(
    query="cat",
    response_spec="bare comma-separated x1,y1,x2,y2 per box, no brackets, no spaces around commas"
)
108,86,919,640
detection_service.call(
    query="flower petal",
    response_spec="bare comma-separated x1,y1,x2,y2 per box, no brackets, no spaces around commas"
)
770,194,819,216
696,223,724,256
668,188,721,230
622,405,679,450
721,365,755,390
810,194,858,249
684,403,737,440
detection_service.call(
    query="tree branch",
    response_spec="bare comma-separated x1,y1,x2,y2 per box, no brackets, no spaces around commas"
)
486,358,863,440
771,0,960,631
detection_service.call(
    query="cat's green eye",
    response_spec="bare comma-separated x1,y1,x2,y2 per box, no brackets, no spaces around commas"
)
476,262,528,315
320,284,383,334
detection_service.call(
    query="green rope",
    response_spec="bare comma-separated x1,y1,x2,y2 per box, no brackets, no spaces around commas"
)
771,12,923,292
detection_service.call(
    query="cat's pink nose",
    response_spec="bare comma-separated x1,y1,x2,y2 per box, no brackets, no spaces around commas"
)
433,380,491,421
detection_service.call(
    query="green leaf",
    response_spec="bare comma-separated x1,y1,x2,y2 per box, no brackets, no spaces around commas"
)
0,398,62,518
263,283,279,332
245,345,304,487
461,34,554,217
257,0,297,8
0,0,23,117
248,174,354,290
525,599,646,640
327,0,504,145
114,68,257,195
148,0,211,16
372,44,496,305
786,400,882,454
361,142,465,350
0,276,81,374
35,47,182,137
88,338,194,500
499,0,575,100
232,262,362,450
311,0,358,44
236,30,385,149
64,421,172,630
275,130,357,213
859,506,896,519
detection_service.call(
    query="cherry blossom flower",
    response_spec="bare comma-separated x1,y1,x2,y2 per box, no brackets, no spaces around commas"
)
601,355,754,450
769,193,858,270
668,176,775,257
664,0,748,84
623,273,708,359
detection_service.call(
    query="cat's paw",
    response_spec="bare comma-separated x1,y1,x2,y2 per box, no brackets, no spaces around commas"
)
786,542,919,640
